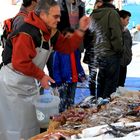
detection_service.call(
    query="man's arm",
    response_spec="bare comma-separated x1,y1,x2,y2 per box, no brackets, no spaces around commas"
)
12,33,45,80
12,33,55,89
54,16,90,53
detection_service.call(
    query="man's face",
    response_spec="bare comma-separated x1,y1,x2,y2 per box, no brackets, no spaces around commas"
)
121,16,130,27
40,5,61,29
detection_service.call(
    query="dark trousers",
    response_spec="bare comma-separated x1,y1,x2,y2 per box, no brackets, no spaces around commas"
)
59,83,77,113
88,65,96,96
96,55,120,98
118,65,127,87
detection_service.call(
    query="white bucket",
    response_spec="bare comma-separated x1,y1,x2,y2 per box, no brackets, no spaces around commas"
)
34,94,60,128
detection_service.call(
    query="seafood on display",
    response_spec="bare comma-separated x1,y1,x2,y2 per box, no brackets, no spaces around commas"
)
71,122,140,140
30,89,140,140
46,95,140,137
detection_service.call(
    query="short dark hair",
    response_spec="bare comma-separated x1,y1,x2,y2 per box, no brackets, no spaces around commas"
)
35,0,58,15
119,10,131,19
23,0,37,7
102,0,112,2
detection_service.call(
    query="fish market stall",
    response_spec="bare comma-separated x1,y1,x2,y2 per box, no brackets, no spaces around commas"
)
30,88,140,140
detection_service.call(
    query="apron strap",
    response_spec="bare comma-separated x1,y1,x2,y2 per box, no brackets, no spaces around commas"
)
39,30,53,64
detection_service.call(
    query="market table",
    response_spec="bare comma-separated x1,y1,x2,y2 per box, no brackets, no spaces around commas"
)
30,88,140,140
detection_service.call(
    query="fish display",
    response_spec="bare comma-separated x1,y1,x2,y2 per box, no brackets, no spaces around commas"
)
30,90,140,140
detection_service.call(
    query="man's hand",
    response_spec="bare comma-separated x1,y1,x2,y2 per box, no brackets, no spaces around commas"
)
79,15,91,31
40,75,55,89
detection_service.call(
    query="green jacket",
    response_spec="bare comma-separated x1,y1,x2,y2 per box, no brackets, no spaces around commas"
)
89,7,123,58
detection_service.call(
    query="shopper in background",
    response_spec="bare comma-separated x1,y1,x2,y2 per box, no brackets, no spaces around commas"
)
57,0,85,31
57,0,85,53
0,0,38,69
84,0,123,98
0,0,90,139
117,10,132,87
13,0,38,30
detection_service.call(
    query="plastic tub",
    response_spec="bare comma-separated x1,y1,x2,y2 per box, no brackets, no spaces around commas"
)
34,94,60,128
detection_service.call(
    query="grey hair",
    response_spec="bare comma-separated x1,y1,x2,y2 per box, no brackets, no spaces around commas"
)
35,0,58,15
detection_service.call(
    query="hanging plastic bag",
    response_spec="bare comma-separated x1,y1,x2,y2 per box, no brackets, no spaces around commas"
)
33,94,60,128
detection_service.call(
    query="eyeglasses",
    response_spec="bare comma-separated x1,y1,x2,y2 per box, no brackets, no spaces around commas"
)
48,13,61,20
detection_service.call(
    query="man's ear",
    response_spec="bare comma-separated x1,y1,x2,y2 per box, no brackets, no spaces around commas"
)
39,11,44,18
120,17,123,22
39,11,47,21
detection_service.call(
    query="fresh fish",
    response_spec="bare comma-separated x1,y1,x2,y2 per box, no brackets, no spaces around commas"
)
78,96,96,108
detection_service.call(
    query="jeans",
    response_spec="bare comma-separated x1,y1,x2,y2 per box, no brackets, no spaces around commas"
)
88,65,96,96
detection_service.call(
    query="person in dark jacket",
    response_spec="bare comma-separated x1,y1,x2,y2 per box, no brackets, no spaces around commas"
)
0,0,90,139
117,10,132,87
13,0,38,30
0,0,38,69
57,0,85,53
52,28,86,113
57,0,85,31
84,0,123,98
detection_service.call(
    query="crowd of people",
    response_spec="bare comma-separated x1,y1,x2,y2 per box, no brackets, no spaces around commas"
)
0,0,132,140
84,0,132,98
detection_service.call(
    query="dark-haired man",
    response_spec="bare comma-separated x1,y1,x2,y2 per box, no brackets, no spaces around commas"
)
0,0,90,139
117,10,132,87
